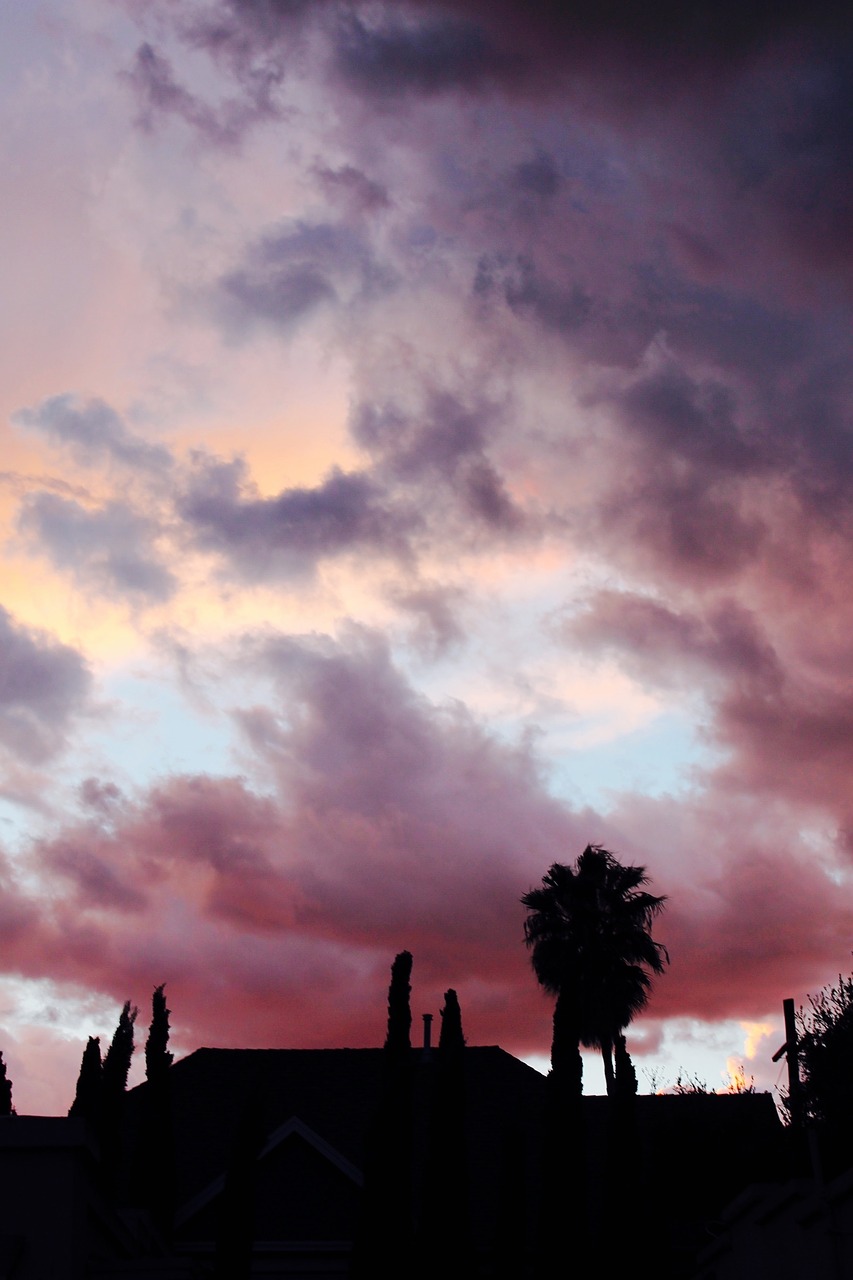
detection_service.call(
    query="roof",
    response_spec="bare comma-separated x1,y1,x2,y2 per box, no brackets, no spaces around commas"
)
124,1045,546,1244
121,1046,786,1265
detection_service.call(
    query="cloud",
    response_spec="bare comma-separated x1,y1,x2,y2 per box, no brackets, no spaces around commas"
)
313,164,391,215
607,788,853,1024
7,0,853,1111
567,592,782,693
4,624,847,1070
216,219,390,334
17,493,177,604
124,30,286,144
386,580,467,658
0,607,91,764
2,629,582,1051
14,395,173,476
352,390,526,535
177,454,414,580
334,11,513,97
379,1,853,99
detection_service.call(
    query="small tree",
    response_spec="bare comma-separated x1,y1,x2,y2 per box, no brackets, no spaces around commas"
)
139,984,175,1236
101,1000,138,1178
0,1052,13,1116
793,972,853,1175
351,951,415,1279
385,951,413,1054
69,1036,103,1123
103,1001,138,1098
146,984,174,1085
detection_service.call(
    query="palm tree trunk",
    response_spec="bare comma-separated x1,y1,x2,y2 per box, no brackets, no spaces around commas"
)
536,989,589,1277
601,1037,615,1097
550,989,583,1096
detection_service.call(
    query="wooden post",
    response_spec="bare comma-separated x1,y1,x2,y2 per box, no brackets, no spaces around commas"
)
772,997,803,1126
782,997,802,1127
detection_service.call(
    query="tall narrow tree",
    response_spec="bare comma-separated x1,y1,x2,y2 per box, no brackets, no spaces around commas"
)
101,1001,138,1180
145,984,174,1084
0,1052,13,1117
351,951,415,1279
69,1036,103,1126
103,1001,138,1098
137,984,175,1237
385,950,413,1053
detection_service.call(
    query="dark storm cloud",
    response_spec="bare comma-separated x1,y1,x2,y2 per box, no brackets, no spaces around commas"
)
499,257,593,335
177,454,414,579
0,607,91,763
144,0,853,104
511,152,561,199
721,47,853,279
17,494,177,604
615,364,768,475
14,395,173,475
333,11,514,96
394,0,853,93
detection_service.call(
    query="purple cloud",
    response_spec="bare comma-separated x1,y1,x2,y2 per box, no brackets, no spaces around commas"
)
216,219,390,334
0,607,91,763
17,494,177,604
178,455,415,580
14,396,173,476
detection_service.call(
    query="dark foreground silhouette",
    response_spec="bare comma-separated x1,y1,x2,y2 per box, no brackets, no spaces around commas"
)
1,847,850,1277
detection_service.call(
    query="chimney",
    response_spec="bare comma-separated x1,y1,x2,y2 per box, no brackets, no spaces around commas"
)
422,1013,433,1052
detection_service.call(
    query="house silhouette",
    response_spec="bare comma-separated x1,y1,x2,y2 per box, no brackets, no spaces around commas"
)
0,1037,788,1278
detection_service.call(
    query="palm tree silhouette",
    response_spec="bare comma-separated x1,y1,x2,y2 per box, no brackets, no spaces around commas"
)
522,845,668,1095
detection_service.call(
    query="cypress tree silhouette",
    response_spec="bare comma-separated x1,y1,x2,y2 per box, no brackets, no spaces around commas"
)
69,1036,103,1127
0,1052,13,1117
138,984,175,1237
385,949,413,1053
145,984,174,1083
439,988,464,1054
103,1001,138,1097
350,951,414,1278
101,1001,138,1178
418,989,471,1280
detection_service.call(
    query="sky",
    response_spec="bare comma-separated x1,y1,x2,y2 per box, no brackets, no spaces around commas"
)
2,0,852,1114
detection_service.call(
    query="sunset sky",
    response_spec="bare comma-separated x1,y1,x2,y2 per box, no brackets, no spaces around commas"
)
3,0,853,1113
